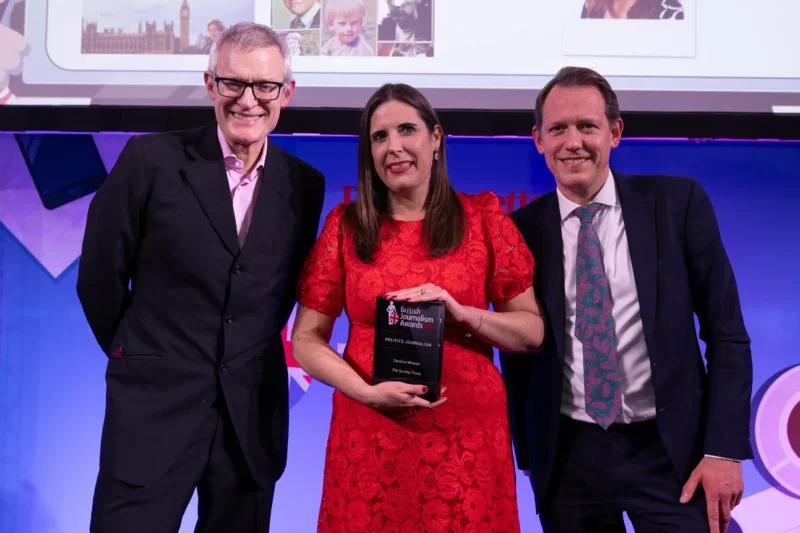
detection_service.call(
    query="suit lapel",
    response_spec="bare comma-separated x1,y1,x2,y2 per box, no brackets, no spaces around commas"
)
615,172,658,354
182,123,240,256
541,194,567,361
239,140,295,255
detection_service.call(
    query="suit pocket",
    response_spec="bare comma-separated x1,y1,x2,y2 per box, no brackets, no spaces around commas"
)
119,351,165,360
108,344,165,360
109,319,166,360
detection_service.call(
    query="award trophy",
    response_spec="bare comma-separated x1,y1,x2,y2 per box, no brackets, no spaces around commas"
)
373,296,445,403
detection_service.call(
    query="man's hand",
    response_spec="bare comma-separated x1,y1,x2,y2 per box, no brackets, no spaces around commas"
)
680,456,744,533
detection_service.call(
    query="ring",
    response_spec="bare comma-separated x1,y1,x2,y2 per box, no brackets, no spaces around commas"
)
420,288,427,295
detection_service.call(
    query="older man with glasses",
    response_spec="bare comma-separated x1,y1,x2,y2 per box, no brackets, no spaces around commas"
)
78,21,326,533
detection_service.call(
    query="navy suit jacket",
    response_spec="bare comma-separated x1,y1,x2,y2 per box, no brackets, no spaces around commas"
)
500,172,753,511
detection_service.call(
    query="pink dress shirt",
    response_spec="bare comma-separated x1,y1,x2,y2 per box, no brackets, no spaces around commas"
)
217,126,267,246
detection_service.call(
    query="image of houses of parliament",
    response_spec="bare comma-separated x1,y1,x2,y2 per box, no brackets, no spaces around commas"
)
82,0,198,54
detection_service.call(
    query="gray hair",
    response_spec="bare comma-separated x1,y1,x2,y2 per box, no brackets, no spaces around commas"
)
207,22,293,83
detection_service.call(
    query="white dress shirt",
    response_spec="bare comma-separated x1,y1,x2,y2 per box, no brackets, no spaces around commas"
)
557,172,657,424
294,2,321,27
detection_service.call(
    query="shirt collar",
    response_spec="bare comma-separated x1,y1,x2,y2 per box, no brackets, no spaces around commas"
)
217,125,267,173
556,170,619,222
299,3,321,26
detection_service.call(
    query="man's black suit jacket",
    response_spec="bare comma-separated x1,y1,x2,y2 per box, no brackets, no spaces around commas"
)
77,122,325,488
500,172,753,511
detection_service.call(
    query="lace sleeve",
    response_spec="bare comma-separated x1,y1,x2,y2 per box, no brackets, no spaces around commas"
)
479,191,535,304
297,203,347,317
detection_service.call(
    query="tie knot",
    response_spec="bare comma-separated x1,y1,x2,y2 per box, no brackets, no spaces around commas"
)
573,203,602,224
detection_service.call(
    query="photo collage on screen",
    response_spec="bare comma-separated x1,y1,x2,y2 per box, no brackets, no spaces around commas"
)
273,0,434,57
79,0,434,58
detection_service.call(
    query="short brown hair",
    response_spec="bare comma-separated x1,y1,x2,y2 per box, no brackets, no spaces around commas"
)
325,0,366,26
534,66,620,130
345,83,465,263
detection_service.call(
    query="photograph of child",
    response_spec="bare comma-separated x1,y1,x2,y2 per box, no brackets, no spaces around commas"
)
280,30,320,56
320,0,376,56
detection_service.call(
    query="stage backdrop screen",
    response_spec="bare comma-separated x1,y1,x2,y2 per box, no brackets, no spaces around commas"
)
0,132,799,533
1,0,798,112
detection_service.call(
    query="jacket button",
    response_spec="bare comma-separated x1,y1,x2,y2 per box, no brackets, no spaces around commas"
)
224,315,233,324
233,265,242,275
220,364,228,373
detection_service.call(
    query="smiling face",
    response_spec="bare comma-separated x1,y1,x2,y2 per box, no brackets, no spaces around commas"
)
204,43,294,150
330,13,363,44
368,99,441,197
533,84,623,204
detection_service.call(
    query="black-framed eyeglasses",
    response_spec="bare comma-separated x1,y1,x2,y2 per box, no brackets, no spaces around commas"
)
213,75,285,102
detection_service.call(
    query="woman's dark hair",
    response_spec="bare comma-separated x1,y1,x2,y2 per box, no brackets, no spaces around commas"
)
345,83,465,263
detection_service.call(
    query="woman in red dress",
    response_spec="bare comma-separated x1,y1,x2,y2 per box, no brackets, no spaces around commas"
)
291,83,545,532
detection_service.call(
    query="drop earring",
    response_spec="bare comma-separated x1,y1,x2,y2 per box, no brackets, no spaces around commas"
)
434,150,439,161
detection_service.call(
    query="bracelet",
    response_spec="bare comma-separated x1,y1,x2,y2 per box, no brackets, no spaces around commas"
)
474,313,484,334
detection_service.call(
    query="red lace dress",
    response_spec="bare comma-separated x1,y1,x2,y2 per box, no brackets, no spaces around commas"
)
297,191,535,533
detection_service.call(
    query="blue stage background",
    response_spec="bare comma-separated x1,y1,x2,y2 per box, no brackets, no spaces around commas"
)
0,132,798,533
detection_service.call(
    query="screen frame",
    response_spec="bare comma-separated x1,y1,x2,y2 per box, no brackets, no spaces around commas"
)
3,0,799,138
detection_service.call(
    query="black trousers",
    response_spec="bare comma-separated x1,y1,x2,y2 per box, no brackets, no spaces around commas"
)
90,401,274,533
540,415,709,533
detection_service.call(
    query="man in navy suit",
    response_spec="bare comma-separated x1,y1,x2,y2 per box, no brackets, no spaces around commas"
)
500,66,752,533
